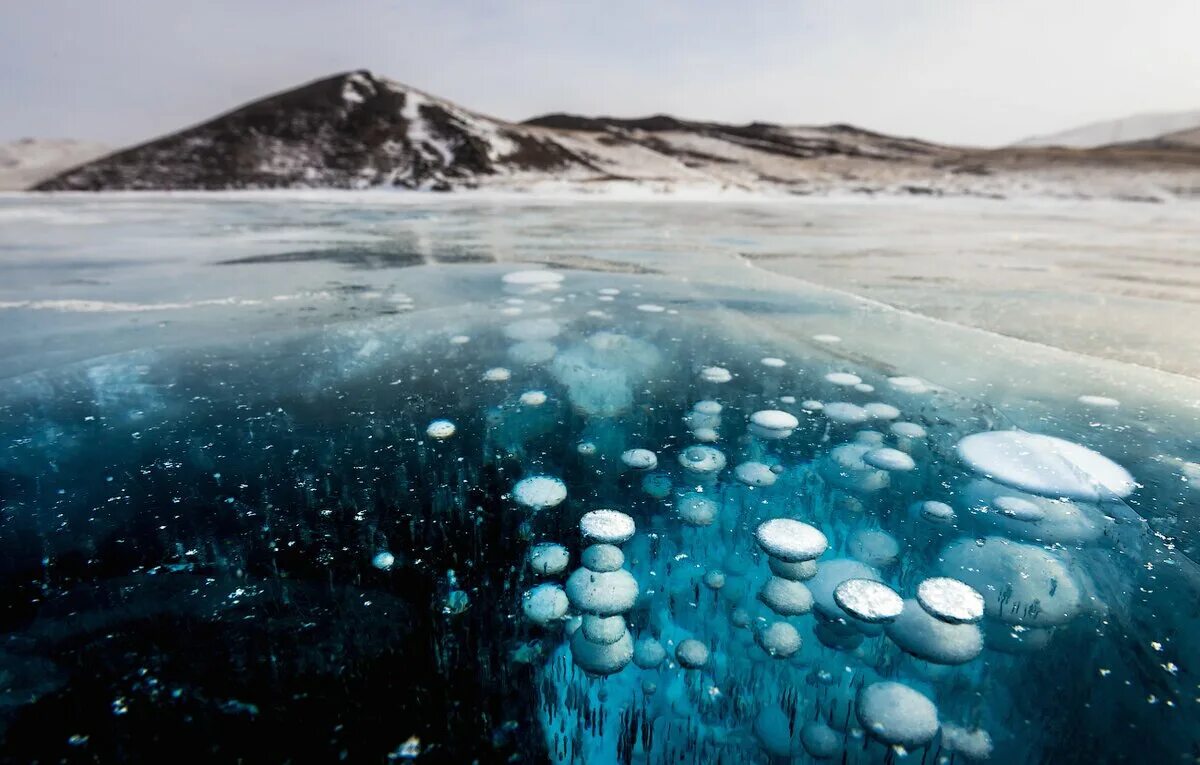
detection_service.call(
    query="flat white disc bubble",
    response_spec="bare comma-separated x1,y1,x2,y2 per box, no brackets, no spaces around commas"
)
857,681,940,748
518,389,548,407
570,626,633,675
939,536,1081,626
576,441,597,456
863,447,916,472
633,636,667,669
825,372,862,386
677,445,727,475
620,448,658,470
801,400,824,412
522,583,569,625
527,543,570,576
813,333,842,343
579,509,636,544
964,478,1105,545
425,419,456,440
994,494,1045,522
581,543,625,572
692,400,723,416
890,421,927,439
760,357,787,368
955,430,1135,501
675,639,710,669
691,427,719,443
912,500,956,526
565,567,639,615
808,558,880,621
916,577,984,624
735,461,777,487
675,493,718,527
699,366,732,384
755,518,829,562
833,579,903,623
864,402,900,420
755,621,802,658
483,367,512,382
885,598,983,665
749,409,799,433
581,614,626,644
822,402,869,425
512,476,567,510
769,557,818,581
888,376,931,394
503,317,561,342
942,725,995,761
758,576,814,616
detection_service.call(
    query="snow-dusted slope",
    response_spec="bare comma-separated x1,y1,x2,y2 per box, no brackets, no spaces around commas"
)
1015,110,1200,148
0,139,111,190
33,71,1200,199
35,71,595,191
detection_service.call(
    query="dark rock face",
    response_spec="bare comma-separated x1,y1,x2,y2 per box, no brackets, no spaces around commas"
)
35,71,580,191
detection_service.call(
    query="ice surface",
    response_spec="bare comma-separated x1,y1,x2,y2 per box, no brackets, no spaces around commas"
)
0,194,1197,763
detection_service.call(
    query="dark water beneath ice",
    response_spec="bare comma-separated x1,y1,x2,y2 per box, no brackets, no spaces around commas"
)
0,195,1197,764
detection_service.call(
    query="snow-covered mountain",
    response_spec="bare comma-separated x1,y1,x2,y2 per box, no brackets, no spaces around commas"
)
32,71,1200,200
1015,110,1200,149
0,138,111,191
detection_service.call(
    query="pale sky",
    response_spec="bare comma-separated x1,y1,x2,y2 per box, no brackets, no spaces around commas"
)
3,0,1198,147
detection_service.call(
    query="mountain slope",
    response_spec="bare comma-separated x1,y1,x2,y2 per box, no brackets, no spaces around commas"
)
33,71,1200,200
0,139,111,191
1015,109,1200,148
35,71,594,191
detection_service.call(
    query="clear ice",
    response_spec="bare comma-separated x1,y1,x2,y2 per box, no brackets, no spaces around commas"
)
0,197,1197,763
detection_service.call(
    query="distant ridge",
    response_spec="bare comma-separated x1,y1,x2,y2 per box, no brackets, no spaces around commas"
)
33,71,1200,200
0,138,111,191
1014,109,1200,149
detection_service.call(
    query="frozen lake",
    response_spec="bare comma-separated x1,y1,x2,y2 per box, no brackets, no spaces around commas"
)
0,192,1197,763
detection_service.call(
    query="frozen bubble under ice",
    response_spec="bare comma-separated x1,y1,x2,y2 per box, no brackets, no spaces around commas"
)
833,579,903,623
522,583,569,625
675,639,710,669
955,430,1134,501
755,621,802,658
758,576,814,616
580,509,636,544
620,448,658,470
755,518,828,562
857,681,940,748
916,577,984,624
565,567,639,615
512,476,567,510
581,544,625,573
527,543,570,576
